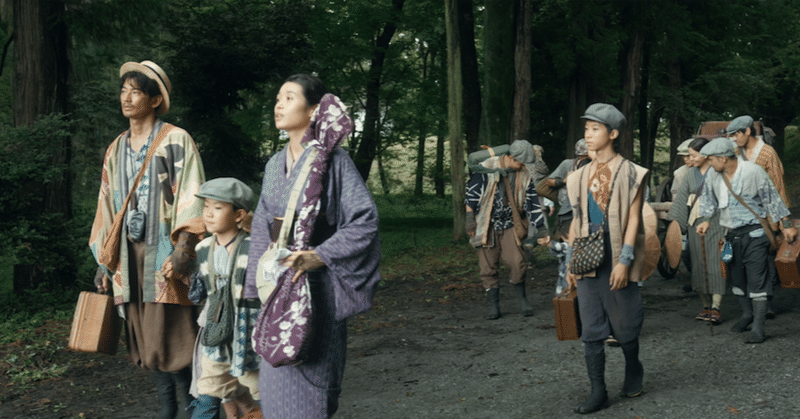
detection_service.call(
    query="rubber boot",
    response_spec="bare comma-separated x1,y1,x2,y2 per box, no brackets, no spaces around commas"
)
619,339,644,398
512,282,534,317
174,366,195,414
745,298,768,343
153,371,177,419
730,296,753,333
187,394,221,419
574,352,609,414
485,287,501,320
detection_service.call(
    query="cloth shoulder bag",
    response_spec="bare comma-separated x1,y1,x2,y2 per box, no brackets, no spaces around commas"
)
720,175,778,251
535,178,559,202
99,124,174,273
503,176,528,243
200,234,245,347
252,148,318,367
570,161,623,275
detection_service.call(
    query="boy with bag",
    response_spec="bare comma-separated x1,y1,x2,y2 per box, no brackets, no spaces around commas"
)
179,177,263,419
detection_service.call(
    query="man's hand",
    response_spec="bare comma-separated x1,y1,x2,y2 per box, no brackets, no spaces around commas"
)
696,221,710,236
610,263,630,291
783,226,797,243
282,250,326,282
537,236,551,247
94,267,110,294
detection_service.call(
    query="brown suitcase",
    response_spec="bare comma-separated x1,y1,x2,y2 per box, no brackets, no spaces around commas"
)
553,289,581,341
68,291,122,355
775,219,800,288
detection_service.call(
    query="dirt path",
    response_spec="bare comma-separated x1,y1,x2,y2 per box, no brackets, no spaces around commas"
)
3,248,800,418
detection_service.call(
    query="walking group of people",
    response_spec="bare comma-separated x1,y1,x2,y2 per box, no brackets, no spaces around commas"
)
465,103,649,414
464,104,796,415
668,116,795,346
89,61,380,418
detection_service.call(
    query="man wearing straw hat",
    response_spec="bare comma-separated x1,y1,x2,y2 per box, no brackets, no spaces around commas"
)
89,60,206,418
696,137,795,344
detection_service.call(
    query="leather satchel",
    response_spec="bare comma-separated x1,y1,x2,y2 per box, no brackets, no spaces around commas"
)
99,124,174,273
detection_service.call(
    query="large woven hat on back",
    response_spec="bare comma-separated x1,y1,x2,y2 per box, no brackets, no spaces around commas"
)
640,202,661,279
665,220,683,269
119,60,172,115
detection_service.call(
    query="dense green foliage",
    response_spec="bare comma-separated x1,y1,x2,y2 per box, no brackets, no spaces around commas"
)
3,0,800,292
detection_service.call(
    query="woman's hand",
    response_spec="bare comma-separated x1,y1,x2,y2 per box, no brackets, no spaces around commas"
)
282,250,326,282
609,263,630,290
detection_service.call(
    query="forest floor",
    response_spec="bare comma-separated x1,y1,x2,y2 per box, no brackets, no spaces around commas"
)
4,240,800,419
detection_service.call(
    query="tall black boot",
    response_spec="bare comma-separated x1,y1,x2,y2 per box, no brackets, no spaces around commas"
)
153,371,178,419
485,287,501,320
512,282,534,317
174,366,195,414
619,339,644,398
574,352,609,414
745,298,768,343
730,296,753,333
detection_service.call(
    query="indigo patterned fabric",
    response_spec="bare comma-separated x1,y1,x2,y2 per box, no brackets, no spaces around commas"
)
245,94,381,418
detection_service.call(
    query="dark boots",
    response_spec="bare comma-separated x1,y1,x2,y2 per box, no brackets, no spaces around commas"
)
154,371,178,419
486,287,501,320
619,339,644,398
745,298,768,343
730,296,753,333
574,352,609,414
187,394,221,419
512,282,534,317
154,367,195,419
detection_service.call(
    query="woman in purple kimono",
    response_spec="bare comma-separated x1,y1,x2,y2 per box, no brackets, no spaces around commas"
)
244,74,381,418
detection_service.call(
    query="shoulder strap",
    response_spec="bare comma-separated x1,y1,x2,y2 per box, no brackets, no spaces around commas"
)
721,174,776,248
119,123,174,216
275,147,320,248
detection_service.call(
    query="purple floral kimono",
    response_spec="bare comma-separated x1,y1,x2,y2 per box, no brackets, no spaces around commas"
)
245,95,381,418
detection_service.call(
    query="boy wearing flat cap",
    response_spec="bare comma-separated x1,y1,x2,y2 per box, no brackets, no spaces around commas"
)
465,139,547,320
184,177,263,419
727,115,790,207
565,103,649,414
89,60,206,417
696,137,796,344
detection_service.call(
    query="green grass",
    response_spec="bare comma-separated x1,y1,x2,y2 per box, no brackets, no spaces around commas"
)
375,194,456,259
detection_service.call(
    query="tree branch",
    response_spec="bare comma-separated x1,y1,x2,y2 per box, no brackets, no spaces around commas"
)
0,32,14,78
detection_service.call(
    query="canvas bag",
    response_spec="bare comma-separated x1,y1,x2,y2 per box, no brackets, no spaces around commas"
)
252,148,318,367
200,234,246,347
99,124,174,273
570,161,623,275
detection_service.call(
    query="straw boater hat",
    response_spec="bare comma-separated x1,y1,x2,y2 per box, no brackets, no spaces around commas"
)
119,60,172,115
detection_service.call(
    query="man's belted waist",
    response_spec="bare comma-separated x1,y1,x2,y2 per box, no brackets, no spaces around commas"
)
725,224,761,240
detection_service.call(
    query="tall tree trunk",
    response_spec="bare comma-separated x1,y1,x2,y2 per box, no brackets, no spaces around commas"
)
638,42,652,171
435,50,447,198
510,0,531,142
378,151,390,195
446,0,466,241
480,0,515,147
415,47,430,196
12,0,72,292
618,28,644,160
458,0,481,153
667,57,692,174
354,0,405,181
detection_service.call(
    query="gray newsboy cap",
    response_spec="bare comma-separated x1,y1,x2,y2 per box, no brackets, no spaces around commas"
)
676,139,692,156
582,103,626,131
725,115,754,134
196,177,254,211
700,137,736,157
509,139,536,165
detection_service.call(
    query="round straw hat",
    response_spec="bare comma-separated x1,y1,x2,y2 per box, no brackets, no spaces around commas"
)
119,60,172,115
665,220,683,269
640,202,661,279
